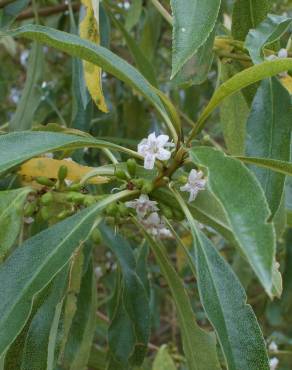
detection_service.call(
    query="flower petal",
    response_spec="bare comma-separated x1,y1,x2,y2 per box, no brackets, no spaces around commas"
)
144,153,155,169
156,148,171,161
156,134,169,146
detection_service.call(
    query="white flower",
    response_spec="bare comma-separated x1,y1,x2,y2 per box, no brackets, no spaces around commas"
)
126,194,158,218
138,132,174,170
269,341,278,353
278,48,288,59
180,169,207,202
24,217,34,224
142,212,172,238
269,357,279,370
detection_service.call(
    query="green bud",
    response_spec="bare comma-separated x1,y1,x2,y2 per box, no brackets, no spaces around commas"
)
57,210,70,220
36,176,55,187
115,168,128,180
40,206,51,221
91,228,102,244
40,192,54,205
83,195,96,207
66,183,82,191
141,181,153,194
118,202,129,217
106,202,119,217
126,158,137,177
24,202,37,217
132,178,144,189
58,165,68,182
177,175,188,185
66,192,85,204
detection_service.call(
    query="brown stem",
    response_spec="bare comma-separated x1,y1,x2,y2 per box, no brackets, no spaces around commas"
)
16,2,80,21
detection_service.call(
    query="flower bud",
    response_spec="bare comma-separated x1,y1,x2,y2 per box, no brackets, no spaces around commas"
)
40,192,54,205
126,158,137,177
177,175,188,185
24,202,37,217
118,202,129,217
57,210,71,220
132,178,144,189
36,176,55,187
40,206,51,221
66,192,86,204
106,202,119,216
141,181,153,194
83,195,96,207
58,165,68,182
115,168,128,180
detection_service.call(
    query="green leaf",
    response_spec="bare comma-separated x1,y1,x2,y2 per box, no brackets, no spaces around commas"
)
100,224,150,366
171,28,216,88
0,131,140,174
172,190,269,369
9,42,44,131
245,77,292,217
140,224,221,370
62,259,97,370
0,0,30,29
0,189,135,357
170,0,221,78
4,24,178,140
236,156,292,176
231,0,271,41
220,62,249,155
21,267,69,370
125,0,142,31
245,14,292,64
0,187,31,260
188,57,292,138
190,147,275,295
152,345,176,370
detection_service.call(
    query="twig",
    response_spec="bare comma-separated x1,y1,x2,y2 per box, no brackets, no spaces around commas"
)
16,2,80,21
150,0,173,25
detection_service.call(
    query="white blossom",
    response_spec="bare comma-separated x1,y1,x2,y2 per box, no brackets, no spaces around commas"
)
269,341,278,353
278,48,288,58
138,132,174,170
266,49,289,77
24,217,34,224
126,194,158,218
180,169,207,202
142,212,172,238
269,357,279,370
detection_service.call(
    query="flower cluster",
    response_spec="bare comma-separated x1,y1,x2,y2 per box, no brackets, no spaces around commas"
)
126,194,172,238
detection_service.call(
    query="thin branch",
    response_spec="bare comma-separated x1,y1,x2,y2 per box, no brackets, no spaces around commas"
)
16,2,80,21
150,0,173,25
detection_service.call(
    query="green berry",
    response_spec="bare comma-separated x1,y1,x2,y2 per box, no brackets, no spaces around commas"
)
106,202,119,216
24,202,37,217
115,168,128,180
141,181,153,194
40,206,51,221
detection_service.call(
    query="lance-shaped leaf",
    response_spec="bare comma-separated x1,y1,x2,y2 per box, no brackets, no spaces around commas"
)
0,0,30,28
62,259,97,370
0,189,135,357
190,147,275,295
21,267,69,370
0,131,140,174
245,14,292,64
140,225,221,370
172,189,269,369
0,187,31,260
188,58,292,138
231,0,271,41
9,42,44,131
153,345,176,370
4,24,178,140
80,0,108,112
246,77,292,217
100,224,150,366
170,0,220,78
236,156,292,176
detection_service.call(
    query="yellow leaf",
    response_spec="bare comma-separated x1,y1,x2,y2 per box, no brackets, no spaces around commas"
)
19,157,109,184
176,233,192,271
80,0,108,112
280,74,292,94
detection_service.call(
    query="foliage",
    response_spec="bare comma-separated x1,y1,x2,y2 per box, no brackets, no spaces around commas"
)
0,0,292,369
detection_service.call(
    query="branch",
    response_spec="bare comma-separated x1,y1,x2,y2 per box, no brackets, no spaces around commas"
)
16,2,80,21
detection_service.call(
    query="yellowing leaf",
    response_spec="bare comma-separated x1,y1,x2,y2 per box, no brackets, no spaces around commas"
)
19,157,109,184
80,0,108,112
280,74,292,94
176,233,192,271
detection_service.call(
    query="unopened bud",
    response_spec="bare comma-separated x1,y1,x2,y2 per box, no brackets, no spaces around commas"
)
91,228,102,244
36,176,55,187
115,168,128,180
40,192,54,205
141,181,153,194
58,165,68,182
106,202,119,216
127,158,137,177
